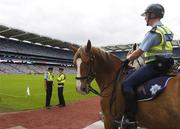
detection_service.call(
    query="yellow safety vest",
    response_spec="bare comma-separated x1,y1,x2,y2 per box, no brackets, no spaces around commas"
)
47,72,54,81
144,25,173,63
57,74,66,84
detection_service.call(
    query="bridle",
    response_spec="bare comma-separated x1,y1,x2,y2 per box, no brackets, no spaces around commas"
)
74,49,128,117
75,52,101,96
75,52,96,83
74,50,127,98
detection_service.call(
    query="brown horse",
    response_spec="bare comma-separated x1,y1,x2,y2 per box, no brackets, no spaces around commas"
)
71,40,180,129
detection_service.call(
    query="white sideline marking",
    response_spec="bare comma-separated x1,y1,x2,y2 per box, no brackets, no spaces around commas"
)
0,93,26,98
83,121,104,129
0,92,44,98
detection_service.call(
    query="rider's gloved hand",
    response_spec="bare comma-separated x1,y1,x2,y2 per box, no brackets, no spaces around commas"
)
122,59,130,68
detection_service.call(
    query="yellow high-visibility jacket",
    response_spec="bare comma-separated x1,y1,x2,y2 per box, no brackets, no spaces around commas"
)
144,25,173,63
57,73,66,84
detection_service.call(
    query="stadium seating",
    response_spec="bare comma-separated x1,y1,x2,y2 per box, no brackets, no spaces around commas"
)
0,38,73,59
1,37,179,74
0,37,75,74
0,63,76,74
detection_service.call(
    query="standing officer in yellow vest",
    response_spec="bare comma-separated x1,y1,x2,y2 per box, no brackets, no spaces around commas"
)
114,4,174,129
44,67,54,109
56,67,66,107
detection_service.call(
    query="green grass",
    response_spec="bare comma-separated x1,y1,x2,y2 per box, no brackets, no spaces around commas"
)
0,74,99,112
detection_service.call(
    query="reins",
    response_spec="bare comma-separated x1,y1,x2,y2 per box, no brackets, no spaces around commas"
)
75,51,117,97
109,63,127,117
75,49,127,99
75,49,128,118
132,59,142,68
75,52,102,96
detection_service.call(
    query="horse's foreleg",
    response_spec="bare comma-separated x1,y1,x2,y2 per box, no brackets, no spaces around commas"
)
103,115,118,129
100,98,119,129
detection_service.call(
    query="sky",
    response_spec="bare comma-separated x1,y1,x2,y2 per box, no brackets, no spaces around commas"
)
0,0,180,47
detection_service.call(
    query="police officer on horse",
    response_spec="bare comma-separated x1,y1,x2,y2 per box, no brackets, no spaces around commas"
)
115,3,174,129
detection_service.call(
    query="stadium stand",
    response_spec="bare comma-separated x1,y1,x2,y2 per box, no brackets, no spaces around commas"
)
0,25,179,74
109,40,180,60
0,25,77,74
0,37,75,74
0,38,72,59
0,63,76,74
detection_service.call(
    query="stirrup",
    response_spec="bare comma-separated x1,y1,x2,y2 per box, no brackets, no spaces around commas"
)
112,118,121,128
120,115,137,129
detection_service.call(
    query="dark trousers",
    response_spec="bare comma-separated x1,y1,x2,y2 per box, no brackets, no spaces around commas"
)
46,81,53,107
58,86,65,106
123,58,174,93
122,58,174,117
123,63,161,93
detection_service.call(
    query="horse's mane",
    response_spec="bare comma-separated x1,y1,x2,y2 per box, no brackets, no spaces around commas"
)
91,47,122,64
74,45,122,67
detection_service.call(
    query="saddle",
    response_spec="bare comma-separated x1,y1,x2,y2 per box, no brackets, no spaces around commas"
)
126,69,177,102
136,76,172,101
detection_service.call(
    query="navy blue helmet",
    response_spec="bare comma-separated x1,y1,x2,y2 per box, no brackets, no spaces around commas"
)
141,4,165,18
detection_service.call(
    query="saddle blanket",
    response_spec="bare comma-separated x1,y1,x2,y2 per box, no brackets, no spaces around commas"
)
137,76,172,102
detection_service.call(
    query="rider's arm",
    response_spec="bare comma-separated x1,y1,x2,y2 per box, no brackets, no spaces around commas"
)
127,49,144,61
127,32,161,61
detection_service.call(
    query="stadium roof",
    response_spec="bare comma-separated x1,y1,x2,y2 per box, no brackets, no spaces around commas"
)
0,25,180,52
102,40,180,52
102,44,135,52
0,25,79,49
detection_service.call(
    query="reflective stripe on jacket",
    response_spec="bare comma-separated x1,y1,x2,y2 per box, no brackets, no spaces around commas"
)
144,25,173,63
47,72,54,81
57,74,66,84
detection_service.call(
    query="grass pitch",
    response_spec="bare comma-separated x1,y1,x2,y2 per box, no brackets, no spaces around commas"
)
0,74,99,112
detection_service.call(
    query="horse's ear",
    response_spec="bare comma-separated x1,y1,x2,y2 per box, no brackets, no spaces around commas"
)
133,43,137,51
85,40,91,53
70,44,79,54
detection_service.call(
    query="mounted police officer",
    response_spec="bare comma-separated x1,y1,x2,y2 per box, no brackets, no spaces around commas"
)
56,67,66,107
115,4,174,129
44,67,54,109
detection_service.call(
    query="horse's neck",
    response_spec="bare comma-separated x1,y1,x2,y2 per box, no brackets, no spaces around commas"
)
93,48,122,89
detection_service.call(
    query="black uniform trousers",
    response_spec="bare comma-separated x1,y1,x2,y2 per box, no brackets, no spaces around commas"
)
123,57,174,94
46,81,53,107
58,84,65,106
122,57,174,118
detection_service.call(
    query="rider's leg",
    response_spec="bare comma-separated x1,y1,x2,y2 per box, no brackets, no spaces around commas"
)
121,91,137,129
120,63,162,129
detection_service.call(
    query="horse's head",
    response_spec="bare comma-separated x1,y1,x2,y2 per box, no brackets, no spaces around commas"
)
127,43,144,69
71,40,96,95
